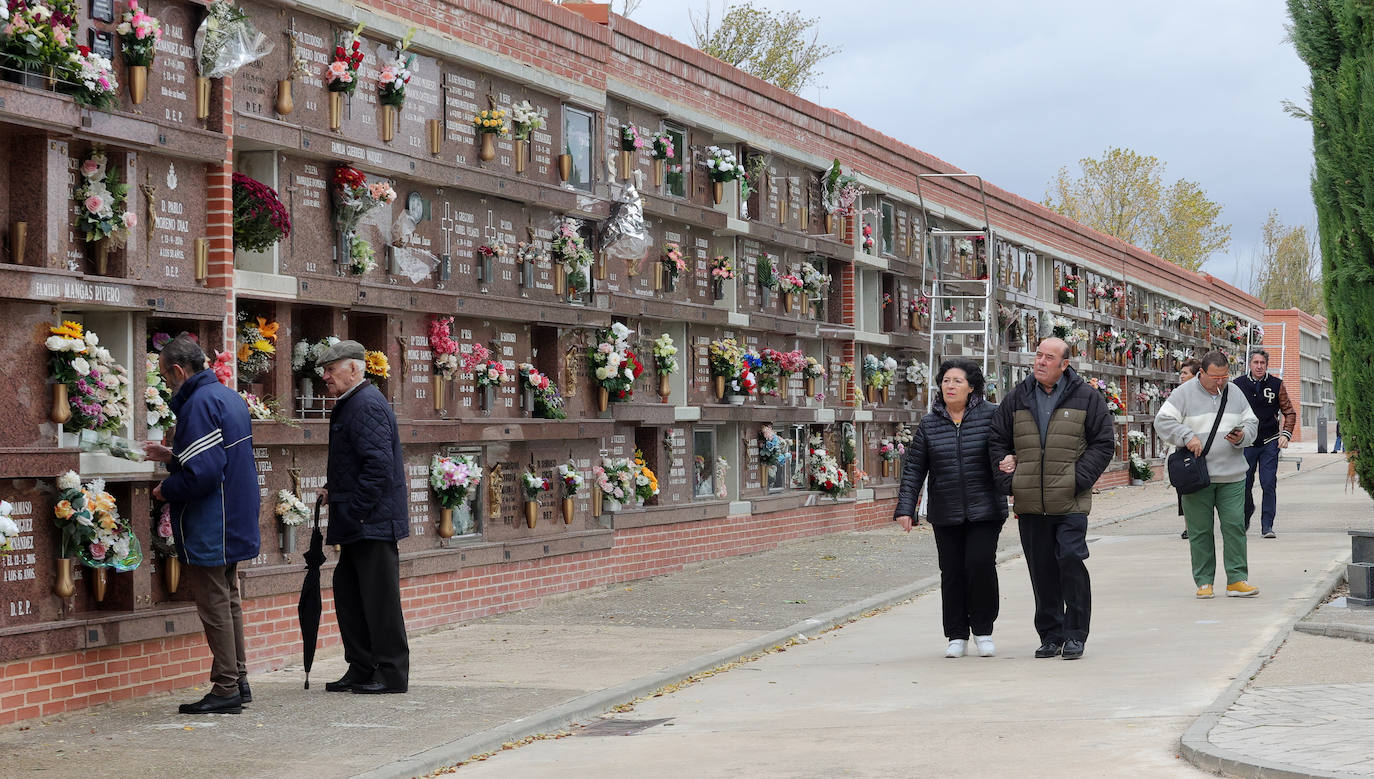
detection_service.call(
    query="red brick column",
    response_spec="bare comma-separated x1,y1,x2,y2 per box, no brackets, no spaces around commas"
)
206,77,236,372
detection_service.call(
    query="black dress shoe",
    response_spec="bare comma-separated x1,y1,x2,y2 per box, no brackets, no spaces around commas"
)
1181,529,1189,539
1062,639,1085,660
238,679,252,703
351,681,407,695
325,675,365,693
178,692,243,715
1034,642,1063,658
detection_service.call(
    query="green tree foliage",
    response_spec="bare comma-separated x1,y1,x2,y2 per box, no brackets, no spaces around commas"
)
1043,146,1232,271
690,3,840,93
1288,0,1374,496
1253,210,1325,316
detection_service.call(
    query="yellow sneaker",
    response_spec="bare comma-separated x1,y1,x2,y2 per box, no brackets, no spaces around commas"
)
1195,584,1214,599
1226,581,1260,597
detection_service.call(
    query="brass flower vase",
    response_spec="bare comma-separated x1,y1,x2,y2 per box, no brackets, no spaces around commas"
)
53,557,75,598
426,119,443,155
597,386,609,413
713,375,726,401
825,213,834,234
163,556,181,594
50,383,71,426
91,567,108,603
881,460,891,479
867,385,878,404
437,507,455,539
433,375,447,412
92,238,109,275
618,149,632,179
514,138,527,173
554,265,566,296
275,80,294,115
592,484,603,517
653,158,665,187
380,104,396,142
479,133,496,162
127,65,147,105
558,153,573,182
783,293,794,314
804,377,816,398
658,374,671,403
196,76,211,119
712,181,724,205
328,91,344,131
524,500,538,529
10,220,26,265
881,386,889,404
562,497,574,525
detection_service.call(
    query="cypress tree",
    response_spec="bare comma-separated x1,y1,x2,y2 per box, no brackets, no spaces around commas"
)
1288,0,1374,496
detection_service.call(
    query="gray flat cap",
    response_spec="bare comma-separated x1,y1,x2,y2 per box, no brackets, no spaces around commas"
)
316,339,366,365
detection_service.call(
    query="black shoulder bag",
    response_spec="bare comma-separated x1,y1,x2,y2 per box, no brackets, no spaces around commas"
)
1168,385,1229,497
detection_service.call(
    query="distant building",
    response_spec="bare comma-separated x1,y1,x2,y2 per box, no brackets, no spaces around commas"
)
1261,309,1335,443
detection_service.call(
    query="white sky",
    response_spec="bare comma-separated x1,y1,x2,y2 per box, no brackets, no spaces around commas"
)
625,0,1315,291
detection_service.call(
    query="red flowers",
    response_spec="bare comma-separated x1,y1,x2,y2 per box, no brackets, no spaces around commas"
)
625,351,644,379
332,165,367,190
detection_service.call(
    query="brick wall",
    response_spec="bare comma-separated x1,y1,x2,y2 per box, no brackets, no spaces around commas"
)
0,496,893,725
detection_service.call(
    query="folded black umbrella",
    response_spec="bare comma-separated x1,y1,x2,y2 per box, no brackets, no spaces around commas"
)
297,495,326,689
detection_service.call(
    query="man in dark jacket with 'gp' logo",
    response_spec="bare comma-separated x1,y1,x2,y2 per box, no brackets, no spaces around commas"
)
145,335,261,715
988,337,1115,661
317,340,410,695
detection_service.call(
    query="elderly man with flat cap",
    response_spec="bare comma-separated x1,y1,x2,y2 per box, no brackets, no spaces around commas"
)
317,340,410,694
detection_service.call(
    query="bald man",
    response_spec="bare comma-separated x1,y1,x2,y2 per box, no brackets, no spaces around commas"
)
988,337,1115,661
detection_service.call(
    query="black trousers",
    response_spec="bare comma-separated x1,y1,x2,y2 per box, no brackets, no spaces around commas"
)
333,539,410,690
1018,513,1091,644
932,520,1005,640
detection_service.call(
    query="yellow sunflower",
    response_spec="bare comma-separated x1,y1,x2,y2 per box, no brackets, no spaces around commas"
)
365,350,390,379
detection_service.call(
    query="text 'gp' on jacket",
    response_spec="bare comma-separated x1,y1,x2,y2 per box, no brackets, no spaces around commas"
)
893,394,1008,525
325,381,409,546
988,366,1117,516
160,369,261,566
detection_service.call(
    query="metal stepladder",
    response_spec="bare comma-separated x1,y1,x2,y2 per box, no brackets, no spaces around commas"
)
914,173,1000,412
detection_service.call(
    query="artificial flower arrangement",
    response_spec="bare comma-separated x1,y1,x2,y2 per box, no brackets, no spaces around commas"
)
144,353,175,433
862,223,875,253
1126,335,1152,360
1170,348,1190,365
2,0,76,76
803,357,828,382
703,145,742,182
148,501,175,558
429,316,460,382
759,431,791,468
820,158,864,218
236,312,278,383
510,100,543,140
1166,305,1193,328
472,107,507,135
115,1,162,66
1152,342,1169,361
1057,273,1081,305
0,500,19,552
74,150,134,252
714,456,730,499
518,363,566,420
1050,314,1073,339
661,242,687,285
274,489,308,527
776,272,803,296
46,321,131,435
862,354,898,390
587,322,643,402
68,45,120,110
878,437,903,462
1137,382,1164,406
709,255,735,280
593,457,636,508
905,360,929,387
332,165,395,273
799,262,830,296
650,131,674,160
908,295,930,318
213,351,234,385
652,333,677,376
1086,377,1127,416
1127,430,1153,482
515,240,544,269
53,470,142,571
895,422,914,448
619,123,643,152
632,448,659,504
757,348,806,396
556,460,584,496
550,218,594,294
232,172,291,252
1093,327,1123,352
707,337,745,387
376,29,415,108
364,350,390,380
470,353,507,390
521,469,550,500
324,22,365,95
238,390,277,421
755,255,777,290
806,441,849,497
291,336,340,379
430,453,482,508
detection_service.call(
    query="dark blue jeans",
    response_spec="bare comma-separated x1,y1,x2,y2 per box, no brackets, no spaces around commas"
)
1243,438,1280,534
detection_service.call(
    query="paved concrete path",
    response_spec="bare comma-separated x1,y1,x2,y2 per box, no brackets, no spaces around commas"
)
455,454,1359,778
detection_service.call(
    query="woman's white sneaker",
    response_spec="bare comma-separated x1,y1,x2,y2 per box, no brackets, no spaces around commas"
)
945,639,967,658
973,635,995,657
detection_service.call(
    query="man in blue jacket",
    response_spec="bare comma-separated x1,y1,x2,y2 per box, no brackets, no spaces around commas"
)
144,335,261,715
316,340,410,694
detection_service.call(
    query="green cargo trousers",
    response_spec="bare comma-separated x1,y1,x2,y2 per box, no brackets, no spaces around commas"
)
1181,480,1249,586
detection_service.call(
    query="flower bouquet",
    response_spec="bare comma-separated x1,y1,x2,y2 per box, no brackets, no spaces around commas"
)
1057,274,1081,305
879,438,903,479
593,457,636,512
67,46,121,111
518,363,566,420
776,272,803,296
802,356,827,399
0,500,19,553
807,446,849,498
799,262,830,299
74,151,133,271
430,453,482,536
291,336,340,380
472,358,506,389
760,432,791,469
54,472,143,599
324,23,364,95
588,322,642,406
332,165,393,272
364,350,389,381
707,338,744,401
632,449,659,505
429,315,460,383
274,489,308,527
472,106,506,160
551,218,593,296
661,242,687,290
862,223,875,253
709,255,733,300
144,353,175,435
376,30,414,108
652,333,677,399
232,172,291,252
511,100,543,140
46,321,130,436
116,0,162,99
556,460,582,523
236,312,277,384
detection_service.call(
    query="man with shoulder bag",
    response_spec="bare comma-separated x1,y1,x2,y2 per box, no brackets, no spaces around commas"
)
1154,351,1259,599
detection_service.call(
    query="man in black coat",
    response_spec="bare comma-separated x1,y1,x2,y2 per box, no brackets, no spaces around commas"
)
317,340,410,694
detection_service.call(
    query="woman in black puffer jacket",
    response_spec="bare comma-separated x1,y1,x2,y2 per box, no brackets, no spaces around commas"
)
894,358,1007,659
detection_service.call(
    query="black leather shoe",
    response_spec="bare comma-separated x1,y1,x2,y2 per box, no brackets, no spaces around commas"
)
325,674,365,693
1034,642,1063,658
238,679,252,703
178,692,243,715
351,681,407,695
1180,529,1189,539
1062,639,1085,660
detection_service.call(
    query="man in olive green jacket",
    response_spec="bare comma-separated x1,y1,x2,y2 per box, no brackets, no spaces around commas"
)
989,338,1116,661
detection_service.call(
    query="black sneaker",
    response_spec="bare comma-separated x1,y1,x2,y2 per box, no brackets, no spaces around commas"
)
1180,529,1189,539
238,679,252,703
1034,641,1063,658
1062,639,1085,660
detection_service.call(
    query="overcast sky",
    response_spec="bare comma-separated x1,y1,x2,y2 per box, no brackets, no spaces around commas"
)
626,0,1314,292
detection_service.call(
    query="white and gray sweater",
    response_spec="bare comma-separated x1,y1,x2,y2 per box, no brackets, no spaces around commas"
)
1154,377,1258,484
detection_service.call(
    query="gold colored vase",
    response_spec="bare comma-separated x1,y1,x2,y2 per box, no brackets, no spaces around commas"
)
515,139,527,173
426,119,443,155
92,238,109,275
51,383,71,426
275,80,294,115
804,377,816,398
882,460,891,479
562,497,574,525
658,373,671,403
592,485,603,517
653,158,665,187
127,65,147,105
328,91,343,131
479,133,496,162
783,293,794,314
437,507,455,539
713,375,726,401
380,104,396,142
91,567,108,603
554,265,566,296
163,556,181,594
825,213,834,234
712,181,724,205
196,76,211,119
867,385,878,404
597,386,609,413
433,375,446,411
618,149,632,179
524,501,538,529
881,386,889,404
10,220,25,265
53,557,75,598
558,153,573,182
